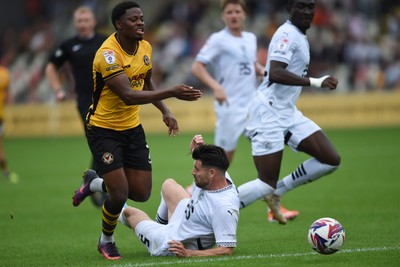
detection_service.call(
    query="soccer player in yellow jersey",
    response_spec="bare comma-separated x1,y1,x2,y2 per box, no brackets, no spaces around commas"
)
72,1,202,260
0,66,18,183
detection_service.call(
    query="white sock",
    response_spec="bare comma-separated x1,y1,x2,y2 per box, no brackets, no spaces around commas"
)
90,178,105,192
100,233,114,245
238,178,275,209
274,158,339,197
155,194,168,224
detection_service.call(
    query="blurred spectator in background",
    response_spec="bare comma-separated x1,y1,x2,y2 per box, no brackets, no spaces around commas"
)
1,0,400,103
7,17,54,103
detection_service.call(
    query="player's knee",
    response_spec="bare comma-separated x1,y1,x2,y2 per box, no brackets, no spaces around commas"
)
109,188,129,205
323,153,341,167
124,206,134,218
325,162,340,175
162,178,178,191
129,190,151,202
331,154,341,167
109,192,128,208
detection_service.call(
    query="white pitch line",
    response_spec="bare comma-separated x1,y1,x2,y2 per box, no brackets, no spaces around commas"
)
111,246,400,267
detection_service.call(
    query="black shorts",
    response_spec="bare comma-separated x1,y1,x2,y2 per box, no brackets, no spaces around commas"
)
85,124,152,175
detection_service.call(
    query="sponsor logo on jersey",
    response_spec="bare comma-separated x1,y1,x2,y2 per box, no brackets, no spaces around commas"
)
227,209,239,219
72,44,82,52
106,64,119,71
129,72,146,88
103,50,116,64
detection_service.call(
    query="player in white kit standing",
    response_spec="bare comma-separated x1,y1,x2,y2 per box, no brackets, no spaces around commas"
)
237,0,341,224
192,0,299,222
192,0,264,163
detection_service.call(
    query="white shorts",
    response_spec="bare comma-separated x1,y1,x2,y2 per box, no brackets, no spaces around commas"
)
245,98,320,156
214,103,248,152
134,198,189,256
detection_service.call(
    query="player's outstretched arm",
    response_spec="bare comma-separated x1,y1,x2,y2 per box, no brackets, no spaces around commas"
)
106,72,202,105
269,60,338,90
143,69,202,102
269,60,311,86
167,240,233,257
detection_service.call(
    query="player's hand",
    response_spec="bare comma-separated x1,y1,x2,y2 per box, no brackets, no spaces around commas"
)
172,84,202,101
190,134,204,153
163,113,179,136
321,76,338,90
214,86,228,106
168,240,189,258
55,89,66,101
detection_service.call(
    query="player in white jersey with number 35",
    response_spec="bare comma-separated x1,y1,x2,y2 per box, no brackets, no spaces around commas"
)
120,135,240,257
237,0,341,224
192,0,264,163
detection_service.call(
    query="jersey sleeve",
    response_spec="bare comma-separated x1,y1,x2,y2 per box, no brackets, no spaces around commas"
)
48,41,70,67
93,47,125,81
195,33,221,65
269,31,297,65
212,202,239,247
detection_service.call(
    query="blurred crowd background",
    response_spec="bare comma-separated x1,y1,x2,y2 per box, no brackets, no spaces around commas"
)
0,0,399,104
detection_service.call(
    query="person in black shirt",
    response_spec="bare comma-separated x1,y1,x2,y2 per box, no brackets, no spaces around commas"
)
46,6,107,207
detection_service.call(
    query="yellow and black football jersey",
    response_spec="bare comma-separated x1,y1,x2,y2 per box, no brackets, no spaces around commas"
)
88,33,152,130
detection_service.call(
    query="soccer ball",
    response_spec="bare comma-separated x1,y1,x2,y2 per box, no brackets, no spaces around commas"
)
307,217,345,255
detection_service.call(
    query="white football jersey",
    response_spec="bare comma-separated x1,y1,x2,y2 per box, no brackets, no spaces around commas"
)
195,28,258,110
169,172,240,250
258,20,310,118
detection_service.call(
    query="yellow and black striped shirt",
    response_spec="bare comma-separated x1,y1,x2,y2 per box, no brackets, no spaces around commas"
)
88,33,152,130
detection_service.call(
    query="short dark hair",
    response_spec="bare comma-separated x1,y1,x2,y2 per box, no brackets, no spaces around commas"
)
111,1,140,29
192,144,229,172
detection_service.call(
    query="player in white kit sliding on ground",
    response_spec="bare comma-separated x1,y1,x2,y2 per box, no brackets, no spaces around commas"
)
119,135,240,257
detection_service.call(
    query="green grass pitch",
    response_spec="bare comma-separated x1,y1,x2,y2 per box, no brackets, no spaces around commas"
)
1,127,399,266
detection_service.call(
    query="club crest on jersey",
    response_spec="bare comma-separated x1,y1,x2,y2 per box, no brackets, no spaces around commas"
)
102,152,114,165
143,55,150,66
103,50,116,64
277,36,289,51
